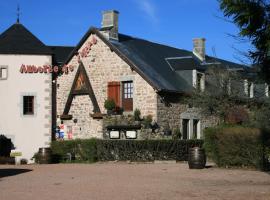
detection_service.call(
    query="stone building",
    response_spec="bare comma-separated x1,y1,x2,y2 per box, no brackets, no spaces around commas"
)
56,10,266,140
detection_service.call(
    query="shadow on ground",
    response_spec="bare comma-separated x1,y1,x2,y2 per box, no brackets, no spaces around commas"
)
0,168,32,178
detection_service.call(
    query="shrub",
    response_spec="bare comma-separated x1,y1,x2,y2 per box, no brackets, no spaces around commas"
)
134,108,141,121
204,125,264,169
142,115,153,128
51,139,97,163
172,128,182,139
51,139,203,162
104,99,116,110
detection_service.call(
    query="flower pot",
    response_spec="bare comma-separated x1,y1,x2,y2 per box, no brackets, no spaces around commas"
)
107,110,113,115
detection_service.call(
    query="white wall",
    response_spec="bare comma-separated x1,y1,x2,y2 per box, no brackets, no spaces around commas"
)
0,54,52,163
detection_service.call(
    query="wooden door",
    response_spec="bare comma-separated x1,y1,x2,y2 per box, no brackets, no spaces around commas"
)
122,81,133,111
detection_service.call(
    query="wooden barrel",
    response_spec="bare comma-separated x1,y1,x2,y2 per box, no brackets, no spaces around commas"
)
38,147,51,164
188,147,206,169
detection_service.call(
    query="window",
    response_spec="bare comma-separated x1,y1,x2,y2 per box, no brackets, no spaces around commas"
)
265,83,269,97
193,70,205,91
107,81,134,111
193,119,201,139
123,81,133,99
182,119,190,139
182,118,201,139
107,82,121,107
23,96,34,115
0,66,8,80
122,81,133,111
244,80,254,98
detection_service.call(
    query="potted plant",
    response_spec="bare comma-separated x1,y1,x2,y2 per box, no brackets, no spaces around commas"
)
113,106,124,115
104,99,116,115
134,108,141,124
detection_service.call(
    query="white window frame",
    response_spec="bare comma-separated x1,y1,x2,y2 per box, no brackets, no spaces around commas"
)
20,93,37,117
244,79,254,98
0,65,8,80
265,83,269,97
193,70,205,92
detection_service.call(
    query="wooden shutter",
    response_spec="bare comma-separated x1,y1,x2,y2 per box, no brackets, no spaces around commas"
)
107,82,120,107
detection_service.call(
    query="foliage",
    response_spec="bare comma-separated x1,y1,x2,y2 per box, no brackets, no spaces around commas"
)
219,0,270,82
172,128,182,139
142,115,153,128
250,99,270,130
188,66,249,123
0,135,13,157
104,99,116,110
51,139,97,163
204,125,266,169
51,139,203,162
133,108,141,121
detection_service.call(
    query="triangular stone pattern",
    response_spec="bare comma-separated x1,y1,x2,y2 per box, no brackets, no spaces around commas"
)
63,62,100,116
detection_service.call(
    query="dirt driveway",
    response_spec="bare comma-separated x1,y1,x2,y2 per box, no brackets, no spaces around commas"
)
0,162,269,200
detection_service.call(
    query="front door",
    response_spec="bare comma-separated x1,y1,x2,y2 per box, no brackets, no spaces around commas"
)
182,119,190,139
122,81,133,111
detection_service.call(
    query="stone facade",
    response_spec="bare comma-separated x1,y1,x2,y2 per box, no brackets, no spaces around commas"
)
57,32,219,140
157,93,219,139
57,34,157,138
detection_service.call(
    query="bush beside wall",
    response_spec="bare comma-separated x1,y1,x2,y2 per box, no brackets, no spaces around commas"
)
204,126,265,169
51,139,203,163
51,139,97,163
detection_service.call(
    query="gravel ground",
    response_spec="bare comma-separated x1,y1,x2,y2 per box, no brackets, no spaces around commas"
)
0,162,270,200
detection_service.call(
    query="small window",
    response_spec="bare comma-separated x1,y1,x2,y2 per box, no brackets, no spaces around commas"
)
123,81,133,99
23,96,34,115
0,66,8,80
193,70,205,92
265,83,269,97
244,80,254,98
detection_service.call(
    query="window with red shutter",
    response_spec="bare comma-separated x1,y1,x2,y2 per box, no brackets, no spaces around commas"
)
107,82,120,107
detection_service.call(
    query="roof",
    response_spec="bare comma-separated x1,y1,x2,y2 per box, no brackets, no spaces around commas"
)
49,46,74,65
63,27,248,93
0,23,52,55
110,34,248,92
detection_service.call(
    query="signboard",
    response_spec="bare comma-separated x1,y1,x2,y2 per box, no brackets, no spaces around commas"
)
10,150,22,157
109,131,120,139
126,131,137,139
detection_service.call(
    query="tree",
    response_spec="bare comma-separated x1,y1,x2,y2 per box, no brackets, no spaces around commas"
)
219,0,270,82
188,66,250,124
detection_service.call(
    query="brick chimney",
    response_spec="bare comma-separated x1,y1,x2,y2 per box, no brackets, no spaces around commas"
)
100,10,119,40
193,38,206,61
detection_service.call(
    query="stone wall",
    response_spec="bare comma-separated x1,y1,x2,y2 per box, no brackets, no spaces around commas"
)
157,94,188,129
157,93,219,138
57,33,157,138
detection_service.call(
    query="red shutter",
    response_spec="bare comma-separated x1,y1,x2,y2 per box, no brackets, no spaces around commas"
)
107,82,120,107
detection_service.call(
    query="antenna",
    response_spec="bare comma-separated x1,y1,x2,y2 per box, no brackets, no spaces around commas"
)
16,4,21,23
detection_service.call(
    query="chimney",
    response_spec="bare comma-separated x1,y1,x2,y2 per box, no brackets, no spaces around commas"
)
101,10,119,40
193,38,206,61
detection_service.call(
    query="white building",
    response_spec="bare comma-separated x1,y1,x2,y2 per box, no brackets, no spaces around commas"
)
0,21,73,163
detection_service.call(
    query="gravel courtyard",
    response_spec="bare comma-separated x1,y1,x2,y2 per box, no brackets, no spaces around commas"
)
0,163,270,200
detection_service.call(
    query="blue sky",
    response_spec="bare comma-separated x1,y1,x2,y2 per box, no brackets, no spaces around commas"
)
0,0,251,64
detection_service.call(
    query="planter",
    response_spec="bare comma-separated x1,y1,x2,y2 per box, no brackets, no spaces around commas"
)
37,147,51,164
188,147,206,169
107,110,113,115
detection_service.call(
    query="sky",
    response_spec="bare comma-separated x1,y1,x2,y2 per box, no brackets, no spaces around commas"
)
0,0,252,64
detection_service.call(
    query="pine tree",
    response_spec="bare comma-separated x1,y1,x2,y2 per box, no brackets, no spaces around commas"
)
219,0,270,82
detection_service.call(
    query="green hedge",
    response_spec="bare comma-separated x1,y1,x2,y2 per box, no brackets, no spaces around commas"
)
51,139,97,163
51,139,203,163
204,125,268,169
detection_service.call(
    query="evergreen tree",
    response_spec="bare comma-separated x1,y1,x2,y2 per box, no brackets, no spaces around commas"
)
219,0,270,82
